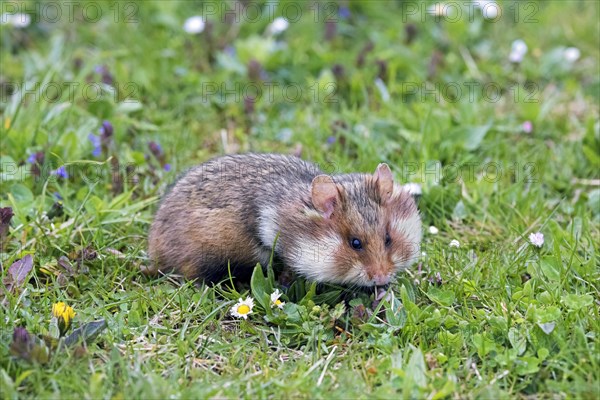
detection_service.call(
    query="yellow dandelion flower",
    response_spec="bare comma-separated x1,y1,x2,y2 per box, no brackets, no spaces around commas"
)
52,302,75,335
230,297,254,319
270,289,285,309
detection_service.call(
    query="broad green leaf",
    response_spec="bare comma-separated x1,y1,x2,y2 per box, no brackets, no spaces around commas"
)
451,124,492,151
534,306,561,324
515,356,540,375
406,347,427,388
298,282,317,306
562,293,594,311
426,288,455,306
9,184,33,204
398,277,416,303
508,327,527,355
358,323,386,334
385,298,407,330
473,333,497,357
539,256,561,281
250,264,270,310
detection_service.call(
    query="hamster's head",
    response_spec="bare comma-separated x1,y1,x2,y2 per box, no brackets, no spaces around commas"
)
308,163,422,287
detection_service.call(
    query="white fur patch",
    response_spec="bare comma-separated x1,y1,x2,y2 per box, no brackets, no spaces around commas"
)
342,263,369,286
391,254,405,267
255,246,274,268
258,206,279,248
288,234,342,283
391,212,422,270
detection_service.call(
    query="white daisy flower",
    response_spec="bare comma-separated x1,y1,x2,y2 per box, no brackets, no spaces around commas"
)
230,296,254,319
266,17,289,36
449,239,460,248
183,16,205,34
564,47,581,63
270,289,285,309
403,183,422,196
529,232,544,248
474,1,500,20
1,13,31,28
509,39,528,63
429,226,439,235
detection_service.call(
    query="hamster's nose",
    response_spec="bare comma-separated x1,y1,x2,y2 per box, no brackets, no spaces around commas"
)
372,274,389,286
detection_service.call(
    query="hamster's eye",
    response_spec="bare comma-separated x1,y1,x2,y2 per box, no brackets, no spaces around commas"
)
350,238,363,250
385,232,391,247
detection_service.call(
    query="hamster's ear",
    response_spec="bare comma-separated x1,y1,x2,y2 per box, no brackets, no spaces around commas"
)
374,163,394,201
311,175,339,219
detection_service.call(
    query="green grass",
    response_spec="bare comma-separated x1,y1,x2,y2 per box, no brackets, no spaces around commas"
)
1,1,599,398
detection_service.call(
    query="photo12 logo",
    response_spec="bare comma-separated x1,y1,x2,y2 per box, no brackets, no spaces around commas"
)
400,1,539,24
0,1,139,24
200,81,338,104
400,81,539,104
400,161,538,184
197,2,341,23
0,161,140,185
2,81,140,104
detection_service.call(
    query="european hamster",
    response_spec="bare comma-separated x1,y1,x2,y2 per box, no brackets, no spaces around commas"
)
148,153,422,287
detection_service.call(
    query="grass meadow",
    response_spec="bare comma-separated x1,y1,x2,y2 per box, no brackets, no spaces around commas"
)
1,1,599,398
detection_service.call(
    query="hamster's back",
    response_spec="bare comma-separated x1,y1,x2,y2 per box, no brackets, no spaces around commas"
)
148,153,323,281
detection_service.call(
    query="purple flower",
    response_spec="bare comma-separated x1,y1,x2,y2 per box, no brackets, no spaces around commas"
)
244,96,256,115
332,64,345,80
428,272,443,286
88,133,101,147
94,65,114,85
26,152,45,177
99,120,113,138
148,141,163,158
324,20,337,41
10,326,40,363
0,207,14,241
327,136,336,144
339,6,351,19
89,120,114,157
53,166,68,179
247,59,263,82
88,133,101,157
522,120,533,134
149,141,170,171
26,151,44,165
0,207,14,225
224,45,236,57
12,327,31,346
